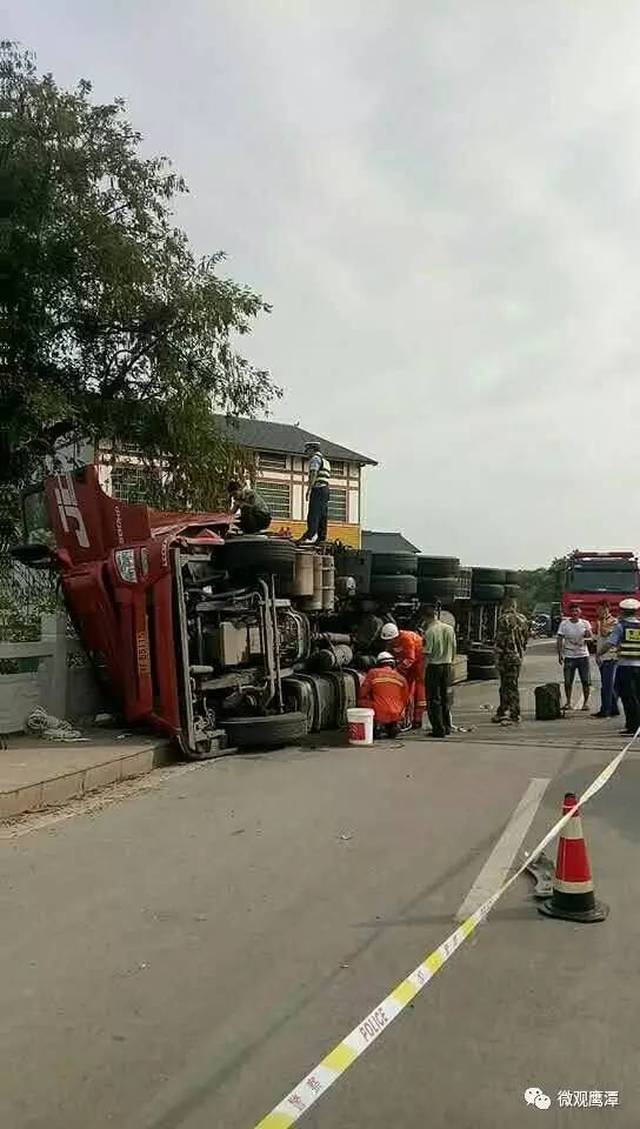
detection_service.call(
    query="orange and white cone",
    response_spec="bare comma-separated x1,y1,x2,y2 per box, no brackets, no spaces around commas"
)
538,792,608,923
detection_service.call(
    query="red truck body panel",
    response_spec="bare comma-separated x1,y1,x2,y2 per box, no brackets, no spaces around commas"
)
43,466,232,741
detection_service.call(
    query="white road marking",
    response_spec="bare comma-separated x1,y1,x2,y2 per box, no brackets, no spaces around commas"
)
455,777,551,921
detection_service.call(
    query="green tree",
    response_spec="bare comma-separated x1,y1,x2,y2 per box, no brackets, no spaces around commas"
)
0,41,278,526
516,556,568,614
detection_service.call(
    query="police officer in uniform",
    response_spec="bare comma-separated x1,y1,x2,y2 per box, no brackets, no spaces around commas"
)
600,597,640,736
300,441,331,543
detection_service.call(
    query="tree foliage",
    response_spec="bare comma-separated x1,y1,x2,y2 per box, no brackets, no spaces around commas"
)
0,41,278,525
516,556,568,614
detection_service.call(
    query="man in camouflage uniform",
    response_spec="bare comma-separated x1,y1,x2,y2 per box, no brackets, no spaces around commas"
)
492,597,528,726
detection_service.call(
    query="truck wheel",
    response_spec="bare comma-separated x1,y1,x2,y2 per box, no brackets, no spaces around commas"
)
283,678,316,732
220,537,297,580
223,711,309,749
471,583,506,602
417,555,460,578
371,552,418,576
467,665,498,681
417,576,459,600
471,568,506,584
369,573,418,598
466,646,495,667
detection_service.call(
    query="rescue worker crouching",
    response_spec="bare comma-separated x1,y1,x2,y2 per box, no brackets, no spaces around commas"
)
228,479,272,534
379,622,426,729
357,652,409,739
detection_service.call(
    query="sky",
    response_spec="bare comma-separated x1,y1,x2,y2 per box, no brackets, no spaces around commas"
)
8,1,640,567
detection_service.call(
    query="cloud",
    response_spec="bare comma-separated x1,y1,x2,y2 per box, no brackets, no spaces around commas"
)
8,0,640,564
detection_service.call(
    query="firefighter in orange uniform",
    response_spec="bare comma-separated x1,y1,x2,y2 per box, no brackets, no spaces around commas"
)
358,653,410,738
379,623,426,728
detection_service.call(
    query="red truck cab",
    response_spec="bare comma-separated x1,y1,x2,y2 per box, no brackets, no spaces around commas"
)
17,465,233,756
560,551,640,630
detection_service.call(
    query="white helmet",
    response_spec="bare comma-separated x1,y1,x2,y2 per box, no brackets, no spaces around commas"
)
377,651,396,666
380,622,399,641
619,598,640,611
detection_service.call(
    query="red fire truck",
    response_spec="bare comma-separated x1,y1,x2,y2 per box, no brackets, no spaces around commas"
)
561,551,640,629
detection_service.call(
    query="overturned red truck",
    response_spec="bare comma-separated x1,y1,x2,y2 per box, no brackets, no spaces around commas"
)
15,466,338,757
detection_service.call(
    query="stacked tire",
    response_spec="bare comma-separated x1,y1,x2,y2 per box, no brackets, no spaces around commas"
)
471,567,506,603
471,567,521,603
467,644,497,681
369,552,418,600
504,569,521,600
417,556,460,604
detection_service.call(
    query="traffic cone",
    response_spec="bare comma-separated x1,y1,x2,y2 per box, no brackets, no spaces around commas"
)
538,793,608,923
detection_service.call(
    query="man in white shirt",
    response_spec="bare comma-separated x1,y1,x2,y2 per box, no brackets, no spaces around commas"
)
556,604,594,711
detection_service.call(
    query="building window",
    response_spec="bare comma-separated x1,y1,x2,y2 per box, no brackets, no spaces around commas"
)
258,451,288,472
111,464,158,505
328,488,348,523
331,460,346,477
259,481,292,519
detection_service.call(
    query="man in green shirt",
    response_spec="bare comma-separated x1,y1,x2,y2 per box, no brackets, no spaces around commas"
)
422,606,456,738
228,480,271,534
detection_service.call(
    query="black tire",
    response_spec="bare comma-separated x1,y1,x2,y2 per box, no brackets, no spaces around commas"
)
417,555,460,578
417,576,458,601
505,570,520,585
369,573,418,598
223,711,308,749
471,568,506,584
467,665,498,681
504,583,521,597
471,583,506,602
220,536,297,580
283,679,317,732
305,674,340,730
371,553,418,576
467,646,496,667
9,543,54,570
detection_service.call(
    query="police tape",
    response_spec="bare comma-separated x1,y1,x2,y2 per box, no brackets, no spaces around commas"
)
253,728,639,1129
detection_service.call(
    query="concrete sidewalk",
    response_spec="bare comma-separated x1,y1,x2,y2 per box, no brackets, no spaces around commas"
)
0,728,174,818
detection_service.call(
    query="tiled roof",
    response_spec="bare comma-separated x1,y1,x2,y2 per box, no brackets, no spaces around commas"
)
212,416,377,466
362,531,421,554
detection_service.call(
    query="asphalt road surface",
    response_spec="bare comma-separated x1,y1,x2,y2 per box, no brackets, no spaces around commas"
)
2,642,639,1129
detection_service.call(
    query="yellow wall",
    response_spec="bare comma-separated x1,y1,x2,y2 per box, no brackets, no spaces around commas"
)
270,518,361,548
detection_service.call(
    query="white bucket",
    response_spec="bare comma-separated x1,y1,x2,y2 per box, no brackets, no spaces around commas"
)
347,707,374,746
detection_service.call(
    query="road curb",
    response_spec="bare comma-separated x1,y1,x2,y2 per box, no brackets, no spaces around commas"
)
0,740,174,818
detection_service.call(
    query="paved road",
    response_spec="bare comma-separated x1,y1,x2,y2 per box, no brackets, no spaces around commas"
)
2,643,639,1128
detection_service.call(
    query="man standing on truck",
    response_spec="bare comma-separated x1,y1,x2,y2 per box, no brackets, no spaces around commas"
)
556,604,593,711
492,597,528,726
300,441,331,544
358,653,409,739
228,480,272,534
598,598,640,735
